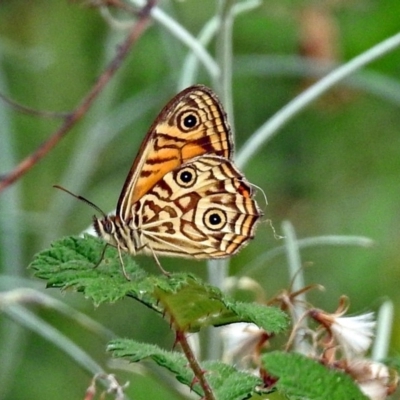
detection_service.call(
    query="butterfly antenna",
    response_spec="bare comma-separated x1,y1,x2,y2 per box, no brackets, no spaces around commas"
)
53,185,107,218
250,183,284,240
251,182,268,207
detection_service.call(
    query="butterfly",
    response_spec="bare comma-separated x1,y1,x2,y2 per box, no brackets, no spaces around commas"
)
93,85,262,276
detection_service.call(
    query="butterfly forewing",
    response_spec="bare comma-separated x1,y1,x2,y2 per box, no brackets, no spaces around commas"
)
117,85,234,219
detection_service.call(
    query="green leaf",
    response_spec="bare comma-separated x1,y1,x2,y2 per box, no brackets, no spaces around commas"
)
203,361,263,400
154,277,235,331
226,302,288,334
30,235,155,306
108,339,263,400
261,352,369,400
108,339,199,393
145,273,243,332
154,278,287,333
30,235,287,333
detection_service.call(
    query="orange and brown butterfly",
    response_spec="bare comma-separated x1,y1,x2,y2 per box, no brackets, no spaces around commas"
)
92,85,262,275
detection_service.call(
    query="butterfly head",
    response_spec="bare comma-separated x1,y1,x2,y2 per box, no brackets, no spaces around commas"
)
93,215,118,247
93,214,141,256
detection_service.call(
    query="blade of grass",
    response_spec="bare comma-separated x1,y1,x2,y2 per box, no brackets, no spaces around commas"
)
236,31,400,169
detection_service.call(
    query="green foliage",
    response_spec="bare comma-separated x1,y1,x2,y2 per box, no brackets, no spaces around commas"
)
30,235,288,334
29,235,289,399
262,352,368,400
108,339,263,400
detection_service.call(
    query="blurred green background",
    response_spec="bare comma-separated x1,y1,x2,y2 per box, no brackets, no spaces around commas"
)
1,1,400,399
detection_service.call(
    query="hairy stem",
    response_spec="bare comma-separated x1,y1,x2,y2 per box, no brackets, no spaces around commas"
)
175,330,215,400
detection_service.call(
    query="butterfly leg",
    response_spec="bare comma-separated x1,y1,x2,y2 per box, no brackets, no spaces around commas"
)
117,246,131,281
142,244,171,277
93,243,131,280
93,243,109,269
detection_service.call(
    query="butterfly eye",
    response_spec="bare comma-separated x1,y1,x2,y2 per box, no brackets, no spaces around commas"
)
175,166,197,188
178,110,200,131
103,219,114,234
203,209,227,231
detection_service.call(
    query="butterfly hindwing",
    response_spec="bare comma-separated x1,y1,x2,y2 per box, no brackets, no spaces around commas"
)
135,156,261,258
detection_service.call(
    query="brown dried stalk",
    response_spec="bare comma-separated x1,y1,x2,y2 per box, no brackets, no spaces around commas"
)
0,0,156,194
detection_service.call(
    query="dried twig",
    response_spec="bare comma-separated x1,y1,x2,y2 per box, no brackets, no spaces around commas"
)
0,0,156,193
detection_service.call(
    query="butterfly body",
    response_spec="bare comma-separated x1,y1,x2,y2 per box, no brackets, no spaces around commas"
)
93,85,262,267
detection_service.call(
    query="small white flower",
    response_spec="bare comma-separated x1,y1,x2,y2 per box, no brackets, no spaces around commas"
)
309,298,376,359
330,313,375,358
345,359,395,400
220,323,267,369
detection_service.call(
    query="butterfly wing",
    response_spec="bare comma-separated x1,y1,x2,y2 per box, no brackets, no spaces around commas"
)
117,85,234,220
136,156,262,258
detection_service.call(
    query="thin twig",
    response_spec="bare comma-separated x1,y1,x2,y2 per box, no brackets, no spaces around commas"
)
0,92,69,119
0,1,155,194
175,330,216,400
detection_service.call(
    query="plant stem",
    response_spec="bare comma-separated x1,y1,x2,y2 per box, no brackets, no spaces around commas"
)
175,330,216,400
216,0,235,131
